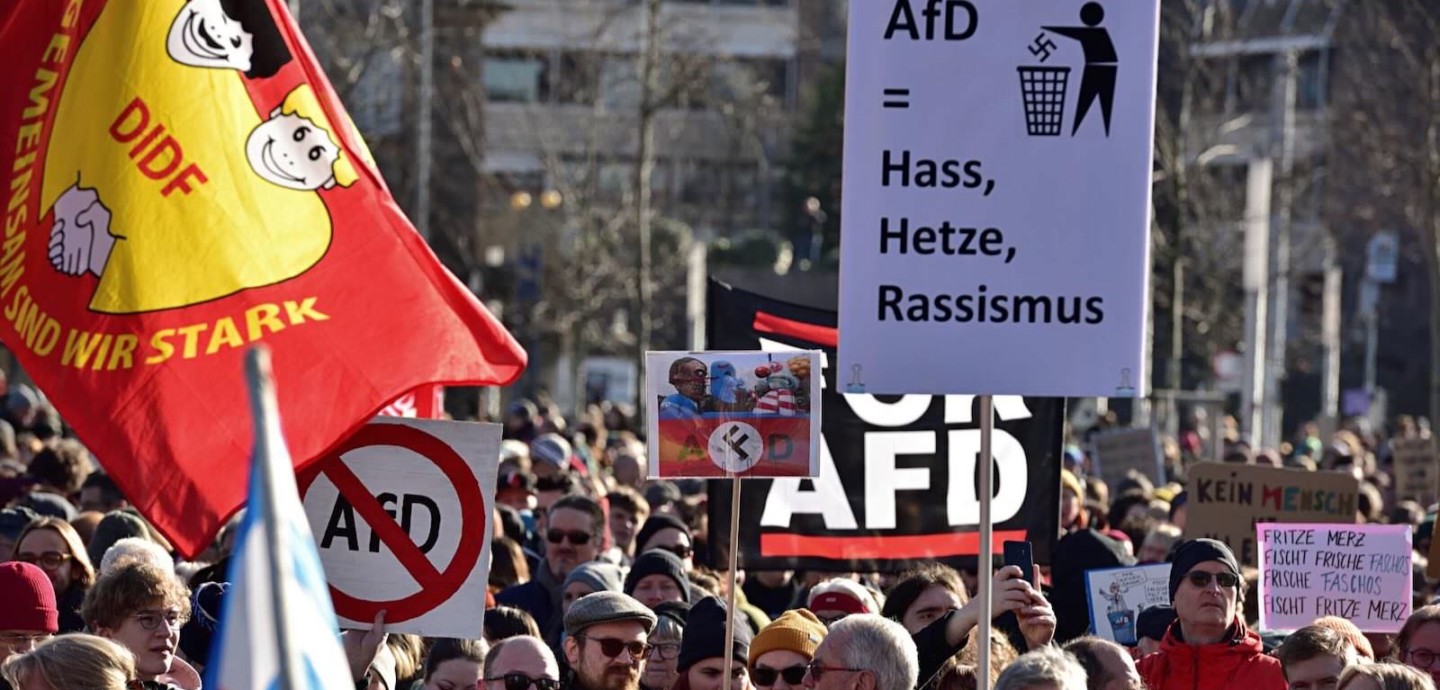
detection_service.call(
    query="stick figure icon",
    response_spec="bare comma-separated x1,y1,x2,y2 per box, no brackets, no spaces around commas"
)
1043,2,1117,136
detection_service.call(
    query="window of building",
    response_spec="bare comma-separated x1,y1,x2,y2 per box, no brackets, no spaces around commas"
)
484,51,549,103
556,51,601,105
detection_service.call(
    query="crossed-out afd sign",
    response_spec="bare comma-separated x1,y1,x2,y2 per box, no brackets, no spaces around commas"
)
299,418,499,639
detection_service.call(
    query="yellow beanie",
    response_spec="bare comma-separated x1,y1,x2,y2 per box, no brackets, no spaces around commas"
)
748,609,827,667
1060,468,1084,499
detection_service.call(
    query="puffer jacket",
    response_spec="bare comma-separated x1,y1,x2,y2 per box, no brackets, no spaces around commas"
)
1137,619,1286,690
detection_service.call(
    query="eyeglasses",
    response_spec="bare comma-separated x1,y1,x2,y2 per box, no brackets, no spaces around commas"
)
16,551,72,570
547,529,592,546
580,636,650,660
131,610,185,632
647,642,681,660
487,674,561,690
1409,649,1440,669
815,613,849,627
1185,571,1240,589
0,632,51,649
751,666,808,686
653,544,693,560
806,660,864,682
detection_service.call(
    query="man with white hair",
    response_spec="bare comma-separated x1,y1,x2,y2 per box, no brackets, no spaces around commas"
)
802,614,917,690
98,537,174,575
994,647,1088,690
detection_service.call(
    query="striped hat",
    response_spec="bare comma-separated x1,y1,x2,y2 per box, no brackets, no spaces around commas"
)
755,389,796,416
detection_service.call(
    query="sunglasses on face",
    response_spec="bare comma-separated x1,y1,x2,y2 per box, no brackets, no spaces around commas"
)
653,544,693,559
806,661,862,682
751,666,808,686
581,636,650,660
547,529,592,546
17,551,72,570
1185,571,1240,589
487,674,561,690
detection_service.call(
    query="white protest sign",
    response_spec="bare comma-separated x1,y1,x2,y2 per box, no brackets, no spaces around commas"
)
837,1,1159,396
1257,522,1413,633
1084,563,1170,644
299,418,499,639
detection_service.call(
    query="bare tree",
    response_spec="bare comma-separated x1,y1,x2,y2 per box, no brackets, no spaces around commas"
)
1327,2,1440,421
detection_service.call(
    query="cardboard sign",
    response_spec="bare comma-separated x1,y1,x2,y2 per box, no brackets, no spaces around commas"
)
1091,427,1162,491
1257,522,1412,633
299,418,499,638
646,351,822,478
1391,437,1437,505
1184,464,1360,567
1084,564,1171,644
837,1,1160,396
706,281,1064,571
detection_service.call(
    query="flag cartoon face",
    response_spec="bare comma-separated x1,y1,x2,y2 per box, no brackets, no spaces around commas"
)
167,0,256,72
0,0,526,558
247,85,357,192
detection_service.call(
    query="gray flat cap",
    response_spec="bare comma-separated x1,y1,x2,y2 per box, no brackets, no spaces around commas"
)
564,591,657,637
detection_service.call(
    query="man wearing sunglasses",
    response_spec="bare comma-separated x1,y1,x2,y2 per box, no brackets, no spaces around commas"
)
1136,539,1285,690
499,494,605,640
485,636,561,690
563,591,658,690
802,615,917,690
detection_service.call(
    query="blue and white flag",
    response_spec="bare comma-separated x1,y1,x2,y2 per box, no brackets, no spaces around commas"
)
208,349,354,690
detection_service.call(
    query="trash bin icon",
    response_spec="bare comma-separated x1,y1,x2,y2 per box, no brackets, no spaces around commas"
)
1018,66,1071,136
1107,609,1137,646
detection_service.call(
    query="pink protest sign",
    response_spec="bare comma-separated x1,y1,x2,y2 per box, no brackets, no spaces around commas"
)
1257,522,1412,633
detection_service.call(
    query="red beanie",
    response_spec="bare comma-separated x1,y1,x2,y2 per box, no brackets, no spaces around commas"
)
0,562,59,633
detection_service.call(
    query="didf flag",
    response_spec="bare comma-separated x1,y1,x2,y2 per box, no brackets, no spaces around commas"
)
0,0,526,557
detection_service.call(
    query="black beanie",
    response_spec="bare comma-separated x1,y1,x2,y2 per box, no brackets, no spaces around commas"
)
655,600,692,629
635,515,691,554
678,596,752,672
624,549,692,603
1136,605,1177,642
1168,538,1241,600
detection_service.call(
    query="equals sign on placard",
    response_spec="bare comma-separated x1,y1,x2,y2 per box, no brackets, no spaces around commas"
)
883,88,910,109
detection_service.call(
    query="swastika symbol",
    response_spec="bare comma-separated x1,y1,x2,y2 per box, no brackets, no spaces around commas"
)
1029,33,1058,62
707,421,763,473
723,426,752,460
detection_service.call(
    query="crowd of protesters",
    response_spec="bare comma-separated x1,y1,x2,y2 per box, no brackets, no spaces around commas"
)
4,384,1440,690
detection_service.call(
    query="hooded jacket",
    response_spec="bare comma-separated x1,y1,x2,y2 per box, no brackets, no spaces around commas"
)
1136,618,1286,690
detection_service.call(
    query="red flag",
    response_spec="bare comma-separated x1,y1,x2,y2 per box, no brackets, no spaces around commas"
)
0,0,525,557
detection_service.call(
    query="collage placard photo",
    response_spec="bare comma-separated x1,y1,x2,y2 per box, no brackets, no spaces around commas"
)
646,351,822,479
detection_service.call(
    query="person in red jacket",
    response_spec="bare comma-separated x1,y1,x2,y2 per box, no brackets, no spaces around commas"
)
1137,539,1286,690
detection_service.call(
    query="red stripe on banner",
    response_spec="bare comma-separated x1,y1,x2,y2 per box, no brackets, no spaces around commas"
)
753,312,838,348
761,531,1029,559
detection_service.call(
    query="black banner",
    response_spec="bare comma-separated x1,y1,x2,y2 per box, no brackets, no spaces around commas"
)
706,280,1064,572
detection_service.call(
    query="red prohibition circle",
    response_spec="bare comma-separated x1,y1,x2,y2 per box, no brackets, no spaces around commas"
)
299,423,488,623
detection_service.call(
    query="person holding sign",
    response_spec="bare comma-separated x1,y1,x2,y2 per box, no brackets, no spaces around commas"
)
1135,539,1285,690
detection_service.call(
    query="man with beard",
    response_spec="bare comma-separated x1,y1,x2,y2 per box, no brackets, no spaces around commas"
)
500,495,605,638
1136,539,1284,690
81,562,195,690
563,591,657,690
